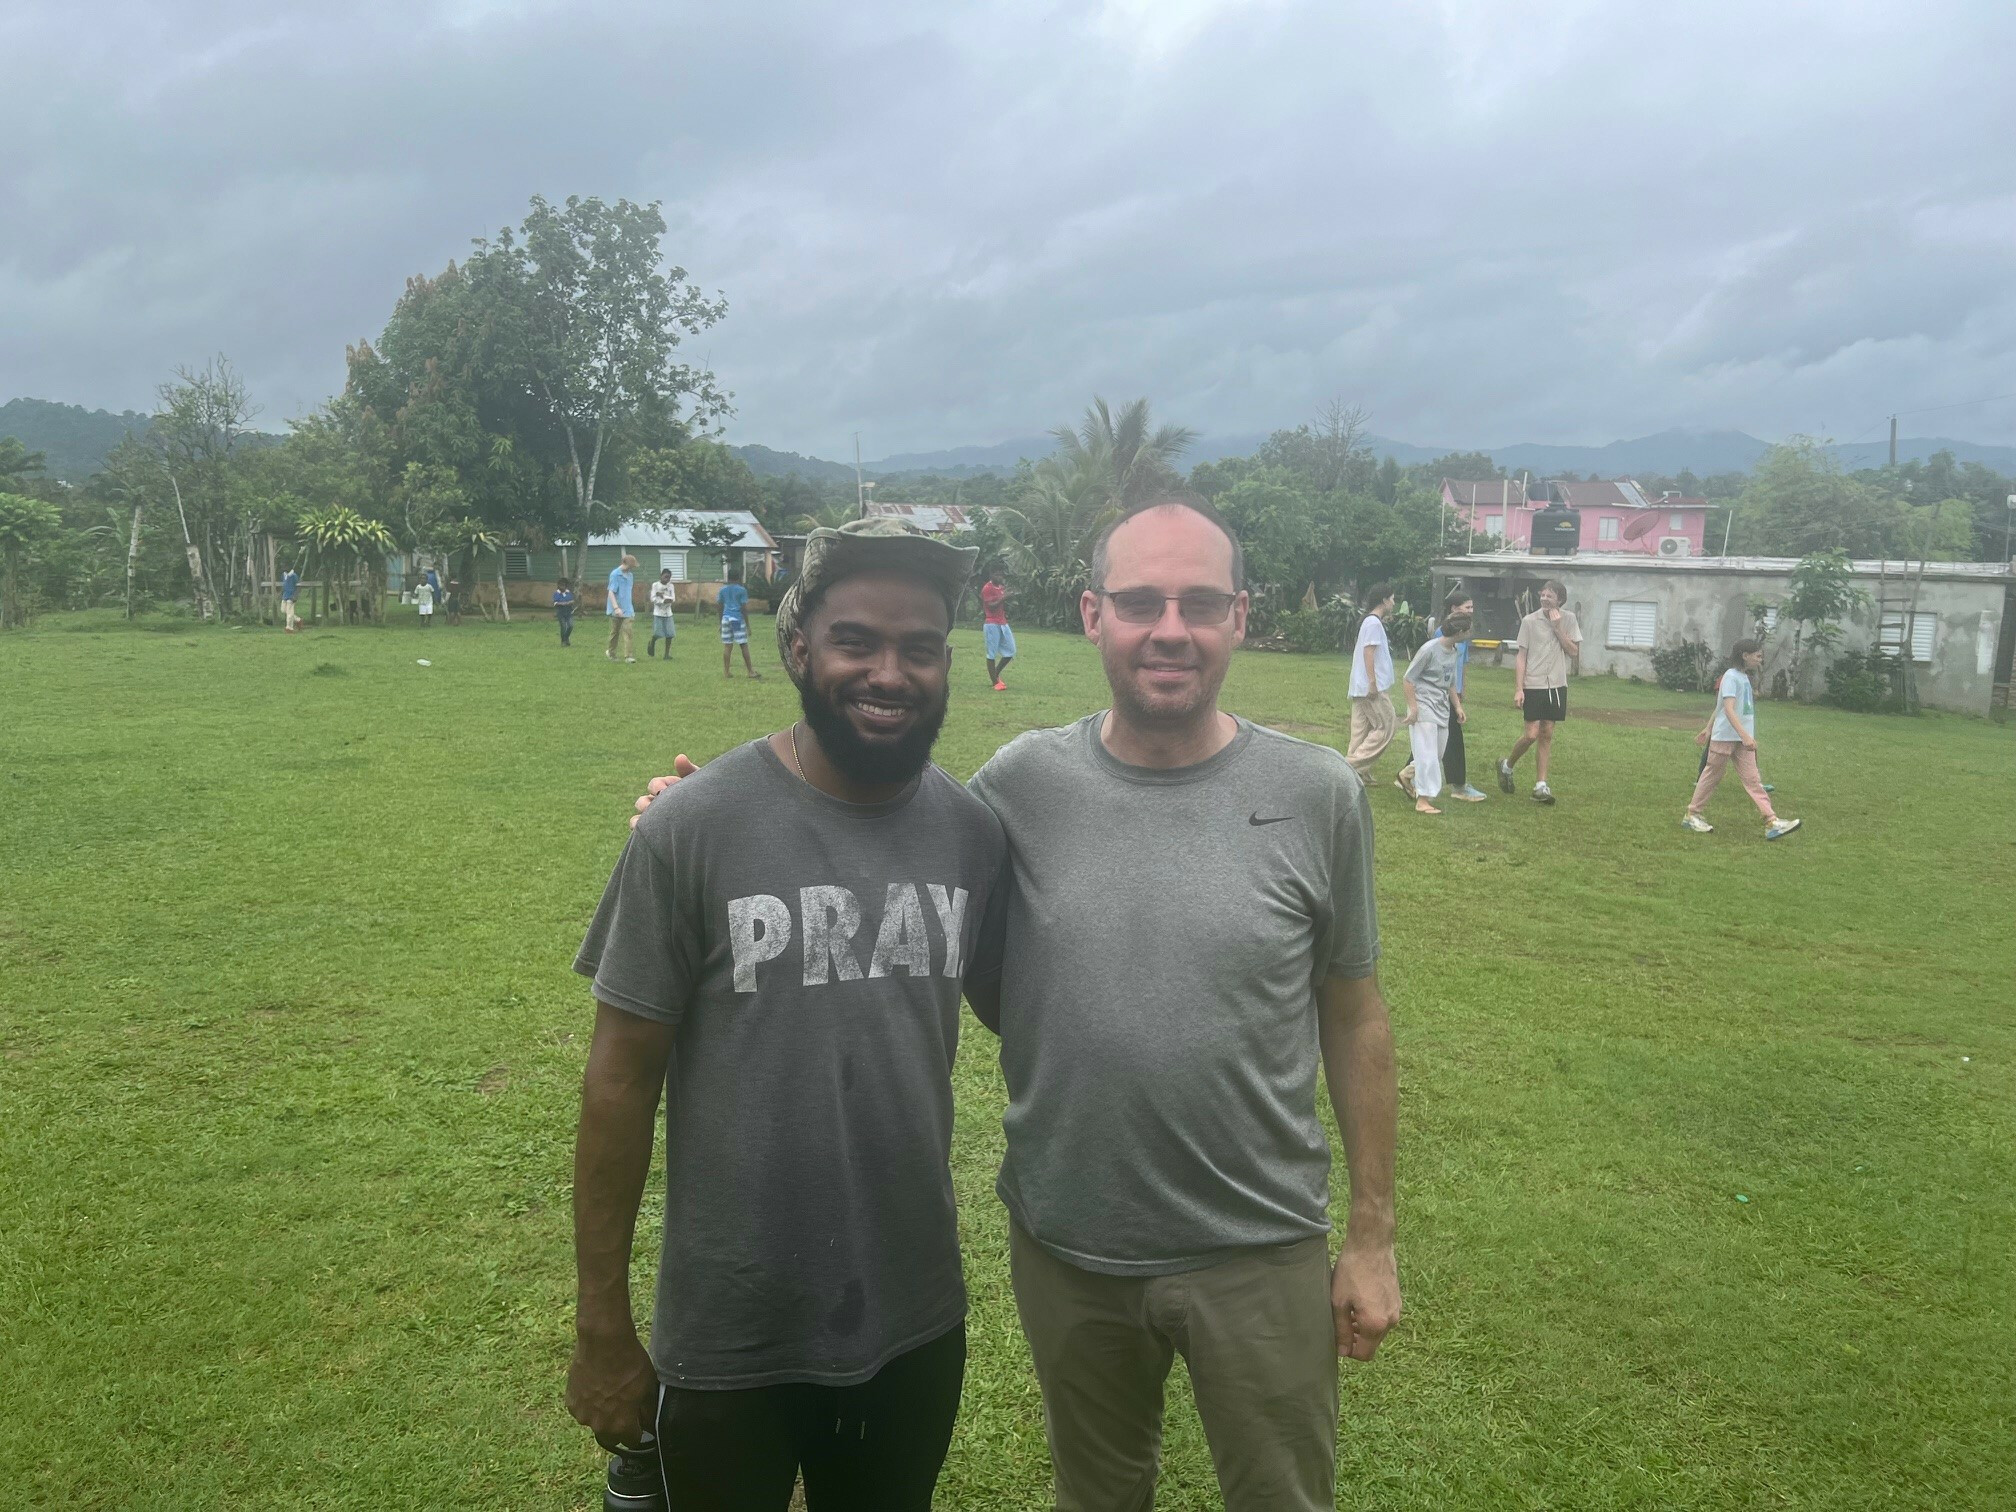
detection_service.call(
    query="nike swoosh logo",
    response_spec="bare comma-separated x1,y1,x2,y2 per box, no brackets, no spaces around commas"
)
1249,813,1293,826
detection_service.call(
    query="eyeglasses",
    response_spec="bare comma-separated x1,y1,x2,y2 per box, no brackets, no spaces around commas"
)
1098,589,1238,626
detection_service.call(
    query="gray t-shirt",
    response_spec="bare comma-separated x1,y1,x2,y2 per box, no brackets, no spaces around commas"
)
1404,636,1465,718
967,714,1380,1276
574,739,1008,1388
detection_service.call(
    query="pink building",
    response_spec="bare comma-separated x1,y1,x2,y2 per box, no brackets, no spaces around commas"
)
1443,478,1715,557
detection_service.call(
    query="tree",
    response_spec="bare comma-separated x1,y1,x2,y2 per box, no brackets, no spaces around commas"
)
150,357,258,618
471,195,732,563
298,505,397,624
0,493,62,627
0,437,47,490
625,440,763,519
1773,549,1864,698
1049,397,1197,515
1734,439,1898,558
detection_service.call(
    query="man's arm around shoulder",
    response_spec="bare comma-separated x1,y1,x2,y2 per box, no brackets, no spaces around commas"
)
567,1001,676,1448
1319,971,1400,1362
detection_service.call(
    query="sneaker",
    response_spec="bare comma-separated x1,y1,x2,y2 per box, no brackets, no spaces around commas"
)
1532,782,1555,806
1497,758,1515,794
625,656,637,663
1394,774,1416,799
1451,784,1488,802
993,681,1007,692
1682,814,1714,833
1765,818,1803,841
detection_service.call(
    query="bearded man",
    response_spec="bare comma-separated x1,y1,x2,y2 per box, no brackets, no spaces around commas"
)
566,520,1007,1511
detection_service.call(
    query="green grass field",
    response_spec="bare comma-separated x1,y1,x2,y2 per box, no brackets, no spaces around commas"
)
2,610,2011,1510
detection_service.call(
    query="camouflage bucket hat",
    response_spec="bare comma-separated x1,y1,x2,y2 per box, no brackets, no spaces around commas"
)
774,517,979,686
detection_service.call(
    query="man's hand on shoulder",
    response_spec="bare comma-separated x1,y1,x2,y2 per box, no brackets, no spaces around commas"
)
630,754,700,830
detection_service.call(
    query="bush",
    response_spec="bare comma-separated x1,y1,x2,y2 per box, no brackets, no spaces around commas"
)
1269,596,1358,654
1650,638,1719,694
1823,650,1908,714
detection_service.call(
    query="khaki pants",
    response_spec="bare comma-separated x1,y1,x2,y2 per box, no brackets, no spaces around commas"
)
607,613,633,659
282,599,298,631
1345,691,1396,777
1010,1224,1338,1512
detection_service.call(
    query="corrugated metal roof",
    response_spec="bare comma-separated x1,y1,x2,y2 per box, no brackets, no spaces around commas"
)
582,512,776,550
863,502,974,533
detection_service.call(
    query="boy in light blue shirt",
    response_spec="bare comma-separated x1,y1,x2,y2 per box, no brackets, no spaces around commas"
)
717,570,760,680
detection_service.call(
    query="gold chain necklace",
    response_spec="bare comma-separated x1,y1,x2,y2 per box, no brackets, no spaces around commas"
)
788,722,806,782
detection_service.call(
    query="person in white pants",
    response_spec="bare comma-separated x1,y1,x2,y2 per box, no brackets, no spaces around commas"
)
1398,611,1470,816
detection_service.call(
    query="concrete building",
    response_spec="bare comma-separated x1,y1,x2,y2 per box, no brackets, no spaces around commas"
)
1443,478,1716,557
1432,552,2014,716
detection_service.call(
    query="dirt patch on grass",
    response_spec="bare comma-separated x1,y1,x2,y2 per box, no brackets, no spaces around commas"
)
1577,708,1705,731
476,1065,511,1095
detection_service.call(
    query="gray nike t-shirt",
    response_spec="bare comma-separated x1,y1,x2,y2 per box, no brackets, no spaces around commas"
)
967,714,1379,1276
575,738,1008,1388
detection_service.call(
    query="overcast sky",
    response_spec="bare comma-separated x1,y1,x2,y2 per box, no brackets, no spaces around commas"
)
6,0,2014,459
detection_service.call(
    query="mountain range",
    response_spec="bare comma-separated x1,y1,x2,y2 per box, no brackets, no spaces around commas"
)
7,397,2014,487
823,427,2016,480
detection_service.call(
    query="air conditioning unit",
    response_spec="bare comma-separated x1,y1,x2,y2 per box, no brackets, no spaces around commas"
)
1658,536,1690,557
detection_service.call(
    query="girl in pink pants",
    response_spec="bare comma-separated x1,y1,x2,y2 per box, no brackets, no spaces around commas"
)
1684,640,1803,841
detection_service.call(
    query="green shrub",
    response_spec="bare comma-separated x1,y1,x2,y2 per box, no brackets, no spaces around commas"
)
1823,650,1908,714
1650,638,1719,694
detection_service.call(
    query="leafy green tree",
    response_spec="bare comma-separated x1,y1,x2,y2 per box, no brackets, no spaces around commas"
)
298,506,397,624
625,441,763,519
0,493,62,627
0,437,47,490
1734,439,1901,558
470,195,732,563
1775,548,1864,697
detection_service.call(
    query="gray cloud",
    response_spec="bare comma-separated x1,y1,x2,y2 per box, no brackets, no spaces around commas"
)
4,0,2013,457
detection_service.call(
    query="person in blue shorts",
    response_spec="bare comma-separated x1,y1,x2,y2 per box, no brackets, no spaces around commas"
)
980,569,1016,691
718,568,761,679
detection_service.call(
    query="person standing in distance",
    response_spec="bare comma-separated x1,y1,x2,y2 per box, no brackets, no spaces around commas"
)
606,555,638,662
280,562,301,632
553,577,577,647
1497,579,1580,804
718,567,761,680
1396,610,1470,816
980,568,1016,691
648,569,678,660
1683,638,1803,840
1344,585,1398,780
568,520,1006,1510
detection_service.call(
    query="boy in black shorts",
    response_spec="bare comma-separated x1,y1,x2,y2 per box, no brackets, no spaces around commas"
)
1498,579,1580,805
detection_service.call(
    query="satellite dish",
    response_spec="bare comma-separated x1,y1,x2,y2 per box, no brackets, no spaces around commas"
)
1621,512,1661,541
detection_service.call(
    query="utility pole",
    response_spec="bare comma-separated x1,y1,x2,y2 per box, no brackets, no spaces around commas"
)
1889,415,1898,469
854,432,867,520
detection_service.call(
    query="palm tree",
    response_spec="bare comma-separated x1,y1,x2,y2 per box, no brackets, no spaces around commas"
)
0,492,63,628
1050,397,1198,515
791,501,858,533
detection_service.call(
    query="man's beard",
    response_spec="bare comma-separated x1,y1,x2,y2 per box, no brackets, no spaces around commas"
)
1101,642,1228,729
799,678,948,787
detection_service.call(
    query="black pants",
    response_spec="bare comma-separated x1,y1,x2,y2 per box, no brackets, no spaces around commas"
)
1444,716,1468,788
557,609,574,645
655,1323,965,1512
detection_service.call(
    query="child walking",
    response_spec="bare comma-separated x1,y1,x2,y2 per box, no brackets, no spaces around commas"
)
413,574,436,627
553,577,576,646
1684,639,1802,840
